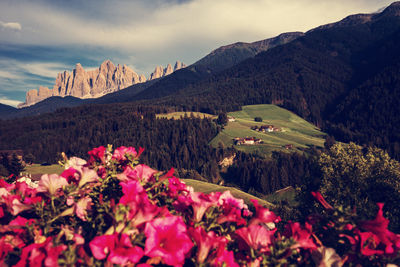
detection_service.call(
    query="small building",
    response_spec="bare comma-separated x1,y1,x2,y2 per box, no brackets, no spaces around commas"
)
234,137,262,145
252,125,280,133
284,144,294,150
228,116,236,122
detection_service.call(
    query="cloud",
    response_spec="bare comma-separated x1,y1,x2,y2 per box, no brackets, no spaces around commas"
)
0,21,21,31
0,96,22,107
21,62,72,79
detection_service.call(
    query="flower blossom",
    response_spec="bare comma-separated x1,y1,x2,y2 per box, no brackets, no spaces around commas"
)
116,164,157,183
90,233,143,265
236,224,275,253
37,174,68,196
360,203,400,254
144,216,193,266
119,180,161,227
284,222,317,250
112,146,138,162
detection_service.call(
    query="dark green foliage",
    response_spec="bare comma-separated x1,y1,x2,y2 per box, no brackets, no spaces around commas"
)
0,153,25,178
216,113,228,125
0,103,222,181
254,117,262,122
224,150,317,195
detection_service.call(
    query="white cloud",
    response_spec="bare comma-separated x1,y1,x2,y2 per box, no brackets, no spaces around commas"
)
0,97,21,107
0,0,394,54
21,62,71,78
0,21,21,31
0,70,20,80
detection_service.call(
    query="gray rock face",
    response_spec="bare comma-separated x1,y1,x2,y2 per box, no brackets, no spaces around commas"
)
19,60,185,108
149,61,186,81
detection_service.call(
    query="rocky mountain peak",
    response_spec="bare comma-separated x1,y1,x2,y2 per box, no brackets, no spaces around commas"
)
18,60,186,108
149,61,186,81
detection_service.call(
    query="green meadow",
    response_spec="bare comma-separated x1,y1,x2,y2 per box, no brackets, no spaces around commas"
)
210,104,326,156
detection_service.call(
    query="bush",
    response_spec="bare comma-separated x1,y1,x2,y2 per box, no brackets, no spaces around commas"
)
0,145,399,266
254,117,263,122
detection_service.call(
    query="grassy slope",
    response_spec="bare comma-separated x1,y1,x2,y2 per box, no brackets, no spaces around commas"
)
24,164,64,176
210,104,325,155
24,164,273,207
183,179,273,207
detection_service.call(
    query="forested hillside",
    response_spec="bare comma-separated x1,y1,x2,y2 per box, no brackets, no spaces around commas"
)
136,3,400,159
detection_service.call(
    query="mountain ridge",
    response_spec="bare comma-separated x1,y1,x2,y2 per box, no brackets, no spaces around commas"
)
18,60,185,108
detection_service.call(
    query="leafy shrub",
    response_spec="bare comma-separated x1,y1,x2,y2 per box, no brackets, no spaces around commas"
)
0,145,399,266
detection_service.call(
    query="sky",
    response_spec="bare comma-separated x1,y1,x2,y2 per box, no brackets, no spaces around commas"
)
0,0,395,107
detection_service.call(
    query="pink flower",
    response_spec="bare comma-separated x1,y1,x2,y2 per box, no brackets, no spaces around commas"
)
108,234,144,265
212,249,239,267
190,191,221,222
167,176,190,197
15,236,66,267
88,146,106,164
235,224,275,253
144,216,193,266
190,226,225,263
60,167,80,184
311,192,333,210
90,234,117,260
116,164,157,183
284,222,317,250
119,180,161,226
90,233,144,265
64,157,87,172
357,231,384,256
75,196,92,221
217,191,248,225
78,167,99,188
249,199,280,227
360,203,400,254
112,146,137,162
37,174,68,195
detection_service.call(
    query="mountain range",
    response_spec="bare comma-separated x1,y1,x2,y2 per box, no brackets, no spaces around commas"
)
18,60,186,108
2,1,400,160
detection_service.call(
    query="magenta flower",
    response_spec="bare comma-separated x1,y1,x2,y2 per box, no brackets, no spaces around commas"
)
360,203,400,254
15,236,66,267
108,234,144,265
119,180,161,226
37,174,68,196
90,234,117,260
236,224,275,253
217,191,248,225
189,226,224,263
144,216,193,266
311,191,333,210
167,176,191,197
112,146,137,162
88,146,106,163
212,249,239,267
190,191,220,222
249,199,280,227
284,222,317,250
117,164,157,183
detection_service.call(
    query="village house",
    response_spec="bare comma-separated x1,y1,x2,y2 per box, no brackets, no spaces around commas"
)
284,144,294,150
228,116,236,122
251,125,280,133
233,137,263,145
